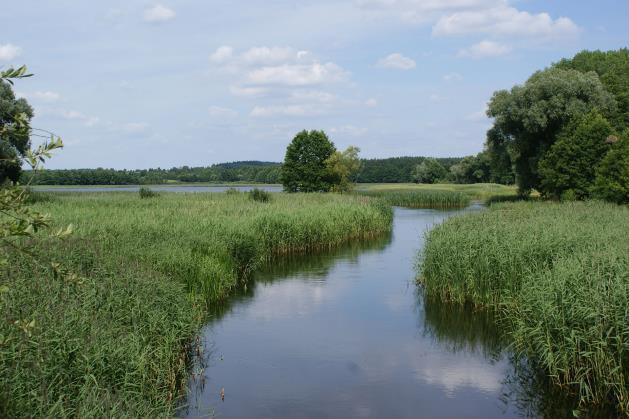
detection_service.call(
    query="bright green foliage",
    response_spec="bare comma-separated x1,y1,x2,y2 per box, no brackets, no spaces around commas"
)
555,49,629,130
448,152,492,184
485,127,515,184
412,158,447,184
358,188,470,209
2,192,392,416
281,130,336,192
420,201,628,412
326,146,362,192
0,77,34,184
487,67,616,194
538,111,613,199
593,130,629,204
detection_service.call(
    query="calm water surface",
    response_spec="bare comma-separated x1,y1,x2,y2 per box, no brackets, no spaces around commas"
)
33,185,283,193
182,206,563,418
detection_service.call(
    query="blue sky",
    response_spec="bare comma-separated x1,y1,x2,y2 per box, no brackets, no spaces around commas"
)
1,1,627,169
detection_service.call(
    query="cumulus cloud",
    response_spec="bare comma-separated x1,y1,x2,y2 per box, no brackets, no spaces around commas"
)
443,72,463,82
250,105,323,118
143,4,176,23
377,53,416,70
210,46,234,64
433,5,579,40
0,43,21,61
208,105,238,118
365,98,378,107
246,62,347,86
20,91,61,102
457,40,511,58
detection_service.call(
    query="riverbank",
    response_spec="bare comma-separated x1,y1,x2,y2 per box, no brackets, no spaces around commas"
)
420,200,628,413
1,192,392,417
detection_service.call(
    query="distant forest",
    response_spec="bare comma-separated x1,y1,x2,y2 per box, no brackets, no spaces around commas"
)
22,156,495,185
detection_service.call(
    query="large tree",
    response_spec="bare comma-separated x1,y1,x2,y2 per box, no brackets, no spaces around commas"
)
538,111,613,199
326,146,361,192
0,78,34,183
593,129,629,204
412,158,447,184
281,130,336,192
486,67,616,194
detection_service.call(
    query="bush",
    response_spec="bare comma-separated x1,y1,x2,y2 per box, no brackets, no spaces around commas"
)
138,187,158,199
593,131,629,204
248,188,271,203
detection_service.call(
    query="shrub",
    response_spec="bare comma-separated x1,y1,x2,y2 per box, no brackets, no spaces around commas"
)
248,188,271,203
138,187,158,198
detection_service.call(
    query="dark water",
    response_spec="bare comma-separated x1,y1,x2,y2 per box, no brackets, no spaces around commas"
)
32,185,282,193
181,207,579,419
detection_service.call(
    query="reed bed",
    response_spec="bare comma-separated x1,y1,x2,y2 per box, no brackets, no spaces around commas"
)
419,201,628,412
1,192,392,417
357,188,470,209
358,182,517,200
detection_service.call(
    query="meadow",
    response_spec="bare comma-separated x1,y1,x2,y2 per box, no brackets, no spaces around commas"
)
1,191,392,417
419,201,628,413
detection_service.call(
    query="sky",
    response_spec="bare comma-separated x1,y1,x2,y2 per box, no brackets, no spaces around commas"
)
1,1,627,169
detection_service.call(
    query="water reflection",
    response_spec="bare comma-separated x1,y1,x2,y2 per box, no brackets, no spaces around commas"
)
181,207,596,419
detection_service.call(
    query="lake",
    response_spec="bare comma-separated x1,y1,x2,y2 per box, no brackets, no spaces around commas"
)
32,185,283,193
180,205,569,418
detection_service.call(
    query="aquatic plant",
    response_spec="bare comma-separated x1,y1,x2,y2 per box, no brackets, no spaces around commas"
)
419,201,628,412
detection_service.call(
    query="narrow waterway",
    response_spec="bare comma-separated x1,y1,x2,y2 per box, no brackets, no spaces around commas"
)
182,206,547,418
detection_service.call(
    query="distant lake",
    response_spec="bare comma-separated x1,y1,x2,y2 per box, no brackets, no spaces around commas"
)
32,185,283,193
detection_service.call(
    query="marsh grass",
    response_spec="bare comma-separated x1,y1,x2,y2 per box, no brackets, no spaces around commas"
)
1,192,392,417
419,201,628,412
358,182,517,200
357,188,470,209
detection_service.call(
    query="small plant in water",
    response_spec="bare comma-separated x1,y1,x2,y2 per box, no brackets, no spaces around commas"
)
139,187,158,199
249,188,271,203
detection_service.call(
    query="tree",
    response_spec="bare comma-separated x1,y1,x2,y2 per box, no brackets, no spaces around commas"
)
281,130,336,192
1,70,34,184
448,152,491,184
326,146,361,192
592,130,629,204
538,111,613,200
486,67,616,195
412,158,447,184
485,126,515,184
555,49,629,130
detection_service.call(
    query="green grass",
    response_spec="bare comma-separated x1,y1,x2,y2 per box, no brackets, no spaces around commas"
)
357,182,518,200
357,188,471,209
1,192,392,417
419,201,628,413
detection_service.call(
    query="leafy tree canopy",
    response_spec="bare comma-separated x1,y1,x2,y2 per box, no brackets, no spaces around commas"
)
487,66,616,194
412,158,447,184
538,111,613,199
281,130,336,192
1,77,34,183
326,146,361,192
593,129,629,204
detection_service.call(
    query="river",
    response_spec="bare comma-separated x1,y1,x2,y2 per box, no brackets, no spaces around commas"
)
180,205,568,418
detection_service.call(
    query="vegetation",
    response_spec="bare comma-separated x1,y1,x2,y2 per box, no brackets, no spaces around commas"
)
419,201,628,412
592,130,629,204
485,48,629,202
412,158,447,184
358,188,470,209
138,186,158,198
356,156,462,183
2,192,392,417
358,182,517,201
326,146,362,192
248,187,271,202
281,130,337,192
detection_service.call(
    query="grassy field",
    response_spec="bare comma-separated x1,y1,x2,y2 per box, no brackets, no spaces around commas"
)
357,188,470,209
1,191,392,417
357,182,518,200
419,201,628,413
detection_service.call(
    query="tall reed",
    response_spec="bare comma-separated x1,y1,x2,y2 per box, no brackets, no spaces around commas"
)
419,201,628,412
358,188,470,209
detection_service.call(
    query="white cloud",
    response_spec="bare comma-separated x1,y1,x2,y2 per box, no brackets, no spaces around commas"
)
246,62,348,86
329,125,368,136
290,90,336,103
21,91,61,102
357,0,501,24
250,105,323,118
443,72,463,82
143,4,176,23
365,98,378,107
229,85,268,97
51,109,100,127
210,46,234,64
457,40,511,58
122,122,149,133
241,46,296,65
433,5,579,40
377,53,416,70
0,43,21,61
208,106,238,118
